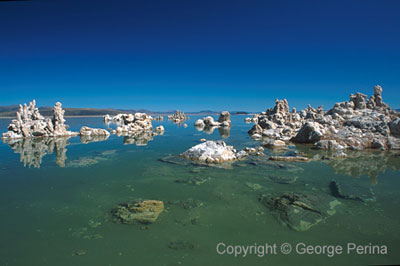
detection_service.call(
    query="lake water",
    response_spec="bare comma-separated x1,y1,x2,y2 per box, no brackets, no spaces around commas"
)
0,115,399,266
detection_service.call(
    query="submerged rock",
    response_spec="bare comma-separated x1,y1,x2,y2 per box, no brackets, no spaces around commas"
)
269,156,310,162
66,156,101,168
168,240,195,250
159,155,191,166
259,193,341,231
112,200,164,224
174,176,210,185
267,174,298,184
245,182,263,190
329,180,376,202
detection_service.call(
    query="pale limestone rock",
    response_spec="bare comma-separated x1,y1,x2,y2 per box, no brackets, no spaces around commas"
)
248,85,399,150
168,110,188,123
80,126,110,136
154,125,165,134
181,140,243,163
2,100,77,139
292,122,324,143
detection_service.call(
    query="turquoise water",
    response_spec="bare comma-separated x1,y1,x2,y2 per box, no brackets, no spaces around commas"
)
0,116,399,266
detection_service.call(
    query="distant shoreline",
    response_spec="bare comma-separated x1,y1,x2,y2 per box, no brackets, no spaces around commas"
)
0,113,255,119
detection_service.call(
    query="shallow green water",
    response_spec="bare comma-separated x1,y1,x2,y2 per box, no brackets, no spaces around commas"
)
0,116,399,266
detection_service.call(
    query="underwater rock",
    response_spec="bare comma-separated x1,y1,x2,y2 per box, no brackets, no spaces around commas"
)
269,156,310,162
267,174,298,184
167,199,204,210
245,182,263,190
67,157,101,168
112,200,164,224
168,240,195,250
329,180,376,202
72,250,87,256
259,192,341,231
174,176,210,185
159,155,190,166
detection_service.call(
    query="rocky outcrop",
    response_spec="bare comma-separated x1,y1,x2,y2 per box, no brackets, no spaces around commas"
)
112,200,164,224
153,116,164,121
389,118,400,136
79,126,110,144
248,86,400,150
194,111,232,138
168,110,188,123
80,126,110,136
2,100,78,139
245,116,258,123
217,111,231,126
111,113,153,134
291,122,324,143
195,111,231,129
154,125,165,134
103,113,164,145
180,140,247,164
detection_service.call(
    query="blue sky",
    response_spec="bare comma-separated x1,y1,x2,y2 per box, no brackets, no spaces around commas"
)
0,0,399,111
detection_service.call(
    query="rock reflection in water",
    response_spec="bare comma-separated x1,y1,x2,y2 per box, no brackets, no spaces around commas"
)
301,144,400,184
194,125,230,138
3,137,70,168
80,134,110,144
117,131,155,146
326,151,400,185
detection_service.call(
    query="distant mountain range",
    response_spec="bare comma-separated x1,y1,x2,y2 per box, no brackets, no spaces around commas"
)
0,105,250,118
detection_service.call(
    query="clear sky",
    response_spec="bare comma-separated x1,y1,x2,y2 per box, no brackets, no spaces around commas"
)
0,0,399,112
